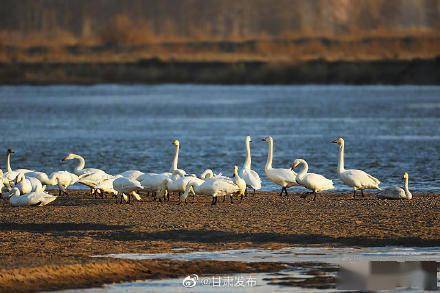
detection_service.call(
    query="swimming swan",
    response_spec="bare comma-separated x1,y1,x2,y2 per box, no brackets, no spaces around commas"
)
8,187,57,207
241,136,262,195
377,172,412,200
291,159,334,200
332,137,380,198
262,136,297,196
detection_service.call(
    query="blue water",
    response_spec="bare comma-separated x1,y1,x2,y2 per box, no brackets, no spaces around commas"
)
0,85,439,191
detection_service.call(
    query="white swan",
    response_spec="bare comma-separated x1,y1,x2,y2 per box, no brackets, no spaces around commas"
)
161,170,203,194
291,159,334,200
241,136,262,195
94,175,121,196
62,153,111,193
157,169,220,203
262,136,297,196
170,139,186,174
377,172,412,200
3,149,33,183
0,169,9,192
28,171,80,196
113,176,143,203
181,166,245,205
233,165,247,200
332,137,380,198
13,173,45,195
137,139,186,194
8,187,57,207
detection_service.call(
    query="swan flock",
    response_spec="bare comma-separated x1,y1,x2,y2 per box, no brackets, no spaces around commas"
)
1,136,414,206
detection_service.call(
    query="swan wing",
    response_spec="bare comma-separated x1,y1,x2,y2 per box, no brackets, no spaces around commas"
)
301,173,334,192
341,169,381,189
377,186,405,199
113,177,143,193
267,168,297,186
119,170,144,181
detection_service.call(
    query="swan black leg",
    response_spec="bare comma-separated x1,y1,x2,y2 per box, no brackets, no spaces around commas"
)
211,196,217,205
58,189,62,196
361,190,365,197
230,195,233,203
279,187,284,196
283,187,288,196
253,188,256,196
313,192,317,201
353,190,356,199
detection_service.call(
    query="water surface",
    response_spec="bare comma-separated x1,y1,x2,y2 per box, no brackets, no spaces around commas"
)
1,85,439,191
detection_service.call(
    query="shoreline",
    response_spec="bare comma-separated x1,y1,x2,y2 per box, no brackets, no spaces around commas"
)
1,58,439,85
0,190,438,291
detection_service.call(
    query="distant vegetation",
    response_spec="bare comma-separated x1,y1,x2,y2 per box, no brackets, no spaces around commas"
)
0,0,438,83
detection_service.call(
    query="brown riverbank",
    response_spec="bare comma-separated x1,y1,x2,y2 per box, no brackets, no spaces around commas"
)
0,190,438,290
1,57,439,84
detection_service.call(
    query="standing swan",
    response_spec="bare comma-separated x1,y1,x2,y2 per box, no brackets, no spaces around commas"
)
138,139,186,193
241,136,262,195
181,166,245,205
62,153,111,193
28,171,80,196
291,159,334,200
332,137,380,198
262,136,297,196
4,149,33,183
377,172,412,200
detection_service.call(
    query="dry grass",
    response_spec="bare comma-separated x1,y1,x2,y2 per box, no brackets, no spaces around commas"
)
0,259,285,292
0,28,439,63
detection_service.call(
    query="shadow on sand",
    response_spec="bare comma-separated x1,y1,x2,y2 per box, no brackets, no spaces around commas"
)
96,229,440,247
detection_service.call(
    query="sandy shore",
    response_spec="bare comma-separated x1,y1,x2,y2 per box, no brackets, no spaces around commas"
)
0,190,438,291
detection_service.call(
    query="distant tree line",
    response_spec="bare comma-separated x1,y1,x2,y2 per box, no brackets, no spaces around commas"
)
0,0,438,45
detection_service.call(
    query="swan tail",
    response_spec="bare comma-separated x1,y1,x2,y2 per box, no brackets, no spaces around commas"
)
367,174,381,186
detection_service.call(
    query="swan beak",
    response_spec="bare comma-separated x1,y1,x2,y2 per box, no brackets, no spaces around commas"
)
331,139,338,144
7,149,14,154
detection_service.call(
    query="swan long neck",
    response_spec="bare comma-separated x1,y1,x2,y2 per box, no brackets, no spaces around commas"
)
182,181,196,200
200,169,213,179
234,168,241,183
337,143,345,174
73,155,86,173
6,152,12,173
265,140,273,170
171,144,179,171
404,176,411,197
297,160,308,180
244,140,251,169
